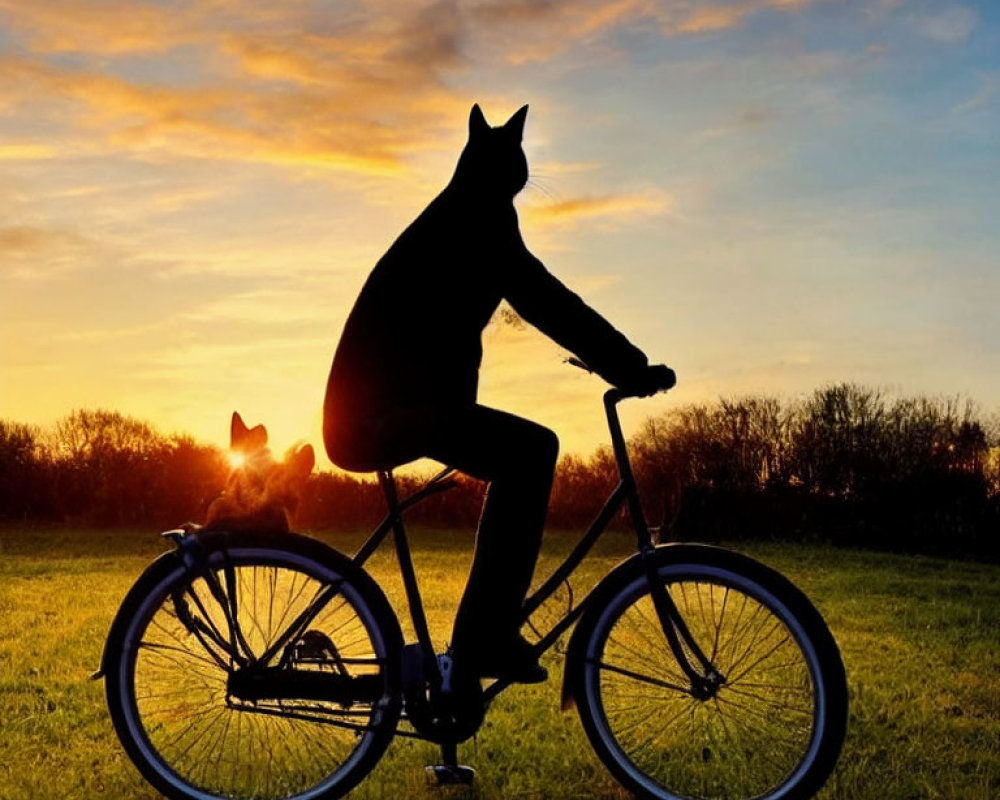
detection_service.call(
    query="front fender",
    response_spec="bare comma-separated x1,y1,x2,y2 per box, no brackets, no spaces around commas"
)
559,542,733,711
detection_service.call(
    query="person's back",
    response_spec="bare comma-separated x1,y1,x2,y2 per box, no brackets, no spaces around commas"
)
324,104,673,681
325,151,519,453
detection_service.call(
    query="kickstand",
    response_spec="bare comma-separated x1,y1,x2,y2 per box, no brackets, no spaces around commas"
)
425,742,475,786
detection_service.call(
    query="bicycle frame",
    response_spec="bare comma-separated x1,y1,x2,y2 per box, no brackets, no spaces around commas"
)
99,379,846,800
92,385,737,791
349,388,723,706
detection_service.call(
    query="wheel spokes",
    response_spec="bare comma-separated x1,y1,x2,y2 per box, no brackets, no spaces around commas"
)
132,559,386,800
592,577,818,800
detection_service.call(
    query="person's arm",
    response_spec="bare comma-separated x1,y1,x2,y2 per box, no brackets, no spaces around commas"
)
500,216,650,388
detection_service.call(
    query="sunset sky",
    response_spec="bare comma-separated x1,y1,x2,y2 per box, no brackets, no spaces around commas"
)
2,0,998,461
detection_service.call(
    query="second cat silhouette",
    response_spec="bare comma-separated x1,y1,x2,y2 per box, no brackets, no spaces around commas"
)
204,412,315,533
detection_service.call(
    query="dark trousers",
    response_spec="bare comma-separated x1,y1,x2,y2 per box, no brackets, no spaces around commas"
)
326,404,559,648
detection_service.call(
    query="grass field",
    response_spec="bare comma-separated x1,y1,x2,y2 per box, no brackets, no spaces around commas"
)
1,525,997,800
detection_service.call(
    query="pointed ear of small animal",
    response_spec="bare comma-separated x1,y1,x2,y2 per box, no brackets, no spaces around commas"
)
231,411,250,447
231,411,268,453
503,104,529,140
288,444,315,479
469,103,490,140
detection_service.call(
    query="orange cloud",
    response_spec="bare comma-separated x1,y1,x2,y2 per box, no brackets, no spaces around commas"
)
0,1,471,175
0,225,100,280
0,0,193,54
0,225,94,255
665,0,832,34
525,191,674,227
469,0,836,63
0,0,838,176
0,143,57,159
0,54,421,174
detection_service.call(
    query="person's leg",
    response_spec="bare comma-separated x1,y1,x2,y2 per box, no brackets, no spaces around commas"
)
439,409,559,666
397,406,556,655
328,403,558,677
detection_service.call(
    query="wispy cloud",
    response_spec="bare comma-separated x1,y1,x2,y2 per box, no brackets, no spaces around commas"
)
469,0,838,63
0,0,846,176
0,225,79,253
0,225,100,279
955,72,1000,114
0,54,419,174
659,0,835,35
179,288,333,325
0,0,193,55
0,143,58,160
149,188,227,214
51,319,173,344
910,5,978,45
524,190,674,228
142,334,329,372
0,1,472,174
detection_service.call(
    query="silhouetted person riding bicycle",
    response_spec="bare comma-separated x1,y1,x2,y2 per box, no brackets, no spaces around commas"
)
323,104,675,684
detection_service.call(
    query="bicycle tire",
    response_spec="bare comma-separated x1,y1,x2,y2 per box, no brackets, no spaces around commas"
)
104,530,403,800
571,544,847,800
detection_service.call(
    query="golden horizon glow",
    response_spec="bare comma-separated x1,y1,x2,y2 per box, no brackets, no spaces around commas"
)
2,0,998,461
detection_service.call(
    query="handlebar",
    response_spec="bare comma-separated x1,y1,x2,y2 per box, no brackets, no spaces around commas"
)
564,358,675,400
562,357,674,488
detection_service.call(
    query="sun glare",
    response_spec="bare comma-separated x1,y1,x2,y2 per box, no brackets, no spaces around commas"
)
229,452,247,470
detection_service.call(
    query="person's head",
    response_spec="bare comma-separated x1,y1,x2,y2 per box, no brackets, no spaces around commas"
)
453,103,529,198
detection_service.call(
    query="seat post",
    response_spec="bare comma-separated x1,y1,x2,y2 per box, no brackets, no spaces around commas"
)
377,471,437,660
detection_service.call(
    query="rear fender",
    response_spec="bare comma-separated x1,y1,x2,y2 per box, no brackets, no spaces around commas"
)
94,528,375,680
93,549,183,680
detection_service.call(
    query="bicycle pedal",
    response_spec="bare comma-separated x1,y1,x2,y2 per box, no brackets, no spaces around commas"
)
425,764,475,786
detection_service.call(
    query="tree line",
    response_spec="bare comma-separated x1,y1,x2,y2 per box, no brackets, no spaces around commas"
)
2,384,997,558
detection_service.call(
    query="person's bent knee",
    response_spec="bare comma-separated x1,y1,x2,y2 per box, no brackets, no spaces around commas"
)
539,425,559,468
523,423,559,474
489,419,557,478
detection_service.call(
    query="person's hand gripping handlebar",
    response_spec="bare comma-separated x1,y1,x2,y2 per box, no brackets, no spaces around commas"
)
565,358,676,398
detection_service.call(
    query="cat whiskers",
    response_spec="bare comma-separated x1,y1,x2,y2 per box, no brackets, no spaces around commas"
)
526,173,560,202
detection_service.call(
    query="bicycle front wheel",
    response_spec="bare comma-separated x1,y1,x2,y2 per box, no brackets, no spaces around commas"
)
573,545,847,800
104,531,403,800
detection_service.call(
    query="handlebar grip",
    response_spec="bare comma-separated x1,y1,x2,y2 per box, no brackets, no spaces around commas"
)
566,358,675,395
616,364,675,399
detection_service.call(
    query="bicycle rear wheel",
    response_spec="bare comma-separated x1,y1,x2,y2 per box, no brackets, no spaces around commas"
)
573,545,847,800
104,532,402,800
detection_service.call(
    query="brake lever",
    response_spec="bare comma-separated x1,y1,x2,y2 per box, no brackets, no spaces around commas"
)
564,357,594,373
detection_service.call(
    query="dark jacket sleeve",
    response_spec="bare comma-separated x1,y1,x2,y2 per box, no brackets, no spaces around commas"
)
500,214,648,387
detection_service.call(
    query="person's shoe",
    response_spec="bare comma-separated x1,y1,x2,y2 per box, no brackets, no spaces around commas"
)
453,634,548,684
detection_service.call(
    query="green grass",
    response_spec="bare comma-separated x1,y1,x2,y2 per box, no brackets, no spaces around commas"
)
0,526,997,800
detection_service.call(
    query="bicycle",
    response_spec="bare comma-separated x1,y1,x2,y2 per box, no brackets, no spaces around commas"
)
96,385,848,800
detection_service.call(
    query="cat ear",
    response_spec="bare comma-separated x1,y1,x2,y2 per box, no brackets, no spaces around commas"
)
469,103,490,140
231,411,268,453
231,412,250,447
503,104,529,140
287,444,315,481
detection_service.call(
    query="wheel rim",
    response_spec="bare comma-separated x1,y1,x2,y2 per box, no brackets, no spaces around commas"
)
584,565,825,800
118,548,393,800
